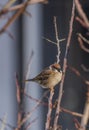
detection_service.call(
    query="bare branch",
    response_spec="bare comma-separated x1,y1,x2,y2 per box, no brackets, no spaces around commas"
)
81,64,89,73
42,36,65,45
24,91,48,107
77,33,89,45
0,114,7,130
24,117,38,130
17,91,48,129
0,118,15,130
76,17,89,29
3,0,18,9
75,0,89,29
61,108,83,118
0,0,48,15
54,16,60,63
45,90,54,130
78,36,89,53
53,1,75,129
68,65,89,86
79,88,89,130
0,0,48,34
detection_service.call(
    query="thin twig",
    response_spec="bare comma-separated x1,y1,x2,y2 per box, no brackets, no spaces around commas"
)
74,118,81,130
0,118,15,130
24,91,83,118
3,0,18,9
53,1,75,130
75,0,89,29
77,33,89,45
76,17,89,29
61,108,83,118
79,87,89,130
81,64,89,73
45,90,54,130
0,114,7,130
15,73,23,130
24,51,34,80
78,36,89,53
24,91,48,107
42,36,57,45
0,0,29,34
0,0,48,15
0,0,48,34
42,36,65,45
24,117,38,130
68,65,89,86
54,16,60,63
17,91,48,129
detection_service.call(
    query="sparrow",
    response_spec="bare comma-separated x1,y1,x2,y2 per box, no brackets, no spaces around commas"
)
25,63,62,91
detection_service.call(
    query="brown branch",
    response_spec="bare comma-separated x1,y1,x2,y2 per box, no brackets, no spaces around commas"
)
78,36,89,53
75,0,89,29
15,73,22,130
45,90,54,130
3,0,18,9
81,64,89,73
68,65,89,86
24,51,34,80
53,1,75,130
75,17,89,29
0,0,48,15
15,73,21,104
77,33,89,45
68,65,85,82
74,118,81,130
79,88,89,130
61,108,83,118
24,91,48,107
24,91,83,118
16,90,48,129
0,0,48,34
0,0,29,34
24,117,38,130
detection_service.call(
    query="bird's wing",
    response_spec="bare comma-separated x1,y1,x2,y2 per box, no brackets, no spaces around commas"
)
33,69,52,81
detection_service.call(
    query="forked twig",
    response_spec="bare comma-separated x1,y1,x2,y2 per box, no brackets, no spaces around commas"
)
42,36,65,45
53,1,75,130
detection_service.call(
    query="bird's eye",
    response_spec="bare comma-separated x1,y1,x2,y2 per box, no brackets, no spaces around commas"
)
58,68,62,72
57,68,62,72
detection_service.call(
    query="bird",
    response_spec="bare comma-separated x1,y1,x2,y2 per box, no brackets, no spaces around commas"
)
25,63,62,92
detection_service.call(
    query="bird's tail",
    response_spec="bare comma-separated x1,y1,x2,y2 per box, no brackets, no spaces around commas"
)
25,78,34,82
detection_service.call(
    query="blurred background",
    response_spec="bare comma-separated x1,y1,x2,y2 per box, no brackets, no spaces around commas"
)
0,0,89,130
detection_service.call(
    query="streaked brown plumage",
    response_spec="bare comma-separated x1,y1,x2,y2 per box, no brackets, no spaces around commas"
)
25,63,62,91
